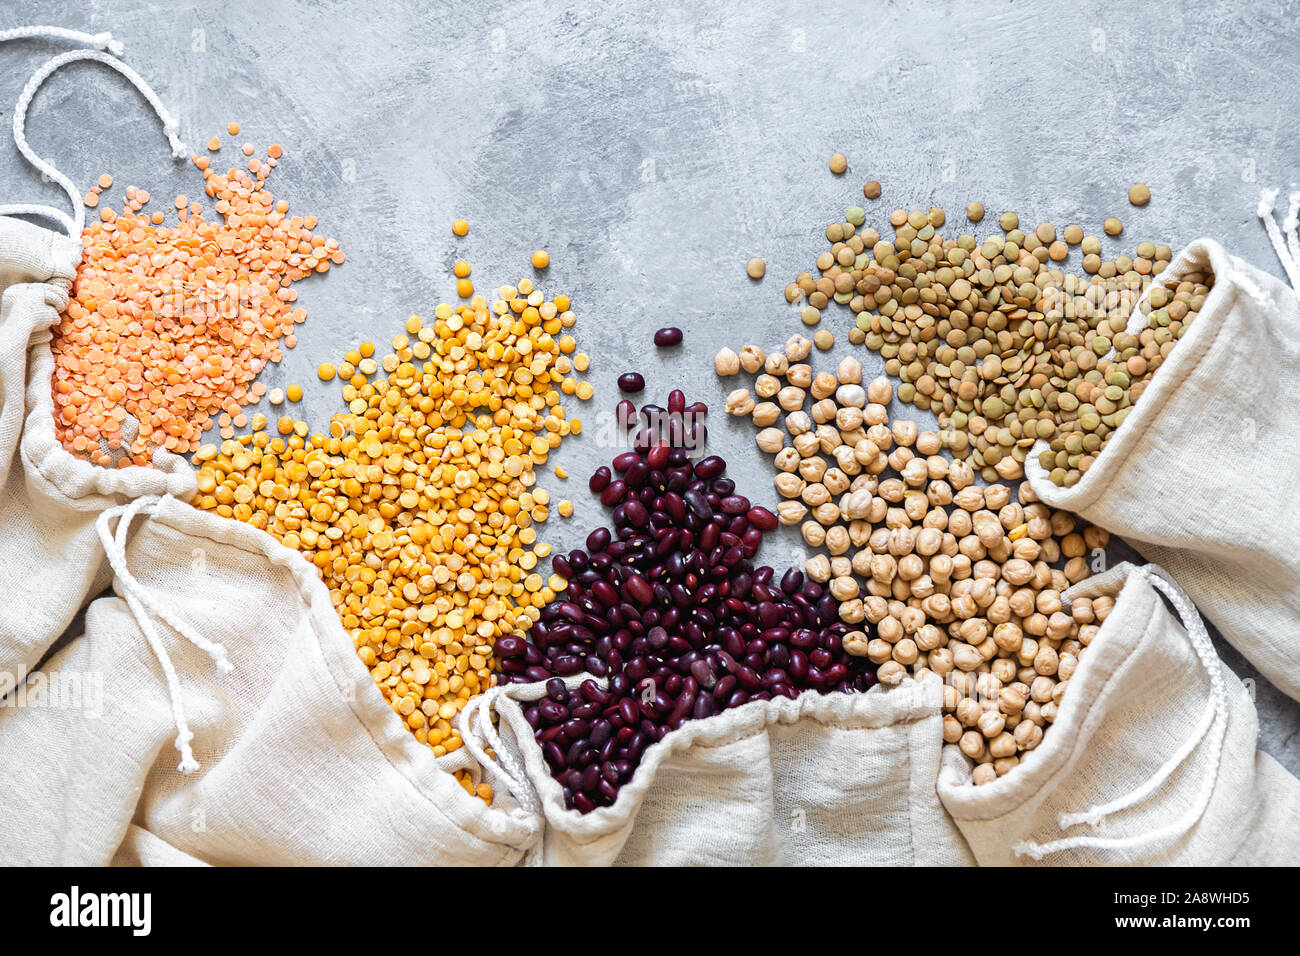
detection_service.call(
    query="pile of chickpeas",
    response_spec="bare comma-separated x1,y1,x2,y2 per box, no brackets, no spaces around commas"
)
719,334,1114,783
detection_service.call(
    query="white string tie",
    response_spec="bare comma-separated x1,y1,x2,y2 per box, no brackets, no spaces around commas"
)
3,47,186,237
1259,187,1300,297
1284,189,1300,278
457,673,607,866
458,685,539,816
95,495,234,775
0,24,124,55
90,32,125,56
1013,565,1227,862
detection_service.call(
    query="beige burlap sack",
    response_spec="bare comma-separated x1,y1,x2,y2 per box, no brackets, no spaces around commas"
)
0,493,539,865
937,562,1300,866
0,217,195,685
467,673,973,866
1024,227,1300,702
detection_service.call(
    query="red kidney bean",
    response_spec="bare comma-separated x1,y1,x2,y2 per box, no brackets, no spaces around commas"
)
623,573,653,606
747,506,778,531
599,480,626,507
588,466,612,494
646,441,671,470
719,495,750,515
617,372,646,393
653,327,683,347
497,390,877,812
496,635,527,658
590,580,619,608
622,498,649,527
612,451,640,473
693,455,725,479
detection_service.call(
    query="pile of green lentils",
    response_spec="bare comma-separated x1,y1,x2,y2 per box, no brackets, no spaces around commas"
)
780,174,1213,487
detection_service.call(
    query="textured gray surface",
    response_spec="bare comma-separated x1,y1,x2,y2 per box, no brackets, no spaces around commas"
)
2,0,1297,775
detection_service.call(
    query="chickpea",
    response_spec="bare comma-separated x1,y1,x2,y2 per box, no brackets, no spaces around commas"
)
725,388,755,416
751,402,781,427
805,553,832,582
754,374,781,398
877,660,906,686
738,345,766,374
785,333,812,362
786,364,813,388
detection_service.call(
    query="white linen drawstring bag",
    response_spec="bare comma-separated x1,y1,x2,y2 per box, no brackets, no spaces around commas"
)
1024,211,1300,703
0,494,540,865
937,562,1300,866
0,39,195,685
461,672,975,866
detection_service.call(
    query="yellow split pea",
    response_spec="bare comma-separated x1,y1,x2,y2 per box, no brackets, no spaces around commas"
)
193,280,583,765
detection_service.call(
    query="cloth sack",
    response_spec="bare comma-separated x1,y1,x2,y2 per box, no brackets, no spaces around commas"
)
937,561,1300,866
0,493,540,865
0,216,195,685
1024,229,1300,702
469,672,974,866
0,42,201,683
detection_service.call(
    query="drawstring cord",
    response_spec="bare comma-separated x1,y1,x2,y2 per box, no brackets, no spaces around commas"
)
95,495,233,774
1014,565,1228,861
458,673,606,866
459,685,540,817
1259,187,1300,298
0,24,124,55
0,25,125,234
1283,190,1300,280
0,46,186,237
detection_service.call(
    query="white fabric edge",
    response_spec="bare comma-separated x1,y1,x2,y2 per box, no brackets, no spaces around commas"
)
496,671,945,845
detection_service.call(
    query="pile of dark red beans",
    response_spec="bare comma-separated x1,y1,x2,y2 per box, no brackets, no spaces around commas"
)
495,390,878,814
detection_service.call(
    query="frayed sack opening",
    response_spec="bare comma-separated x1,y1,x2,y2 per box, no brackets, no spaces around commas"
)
471,672,974,866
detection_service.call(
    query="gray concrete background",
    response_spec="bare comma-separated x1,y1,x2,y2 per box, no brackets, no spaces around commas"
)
3,0,1298,773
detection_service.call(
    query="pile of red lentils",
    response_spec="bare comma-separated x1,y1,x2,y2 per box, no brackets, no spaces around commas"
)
52,124,341,466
